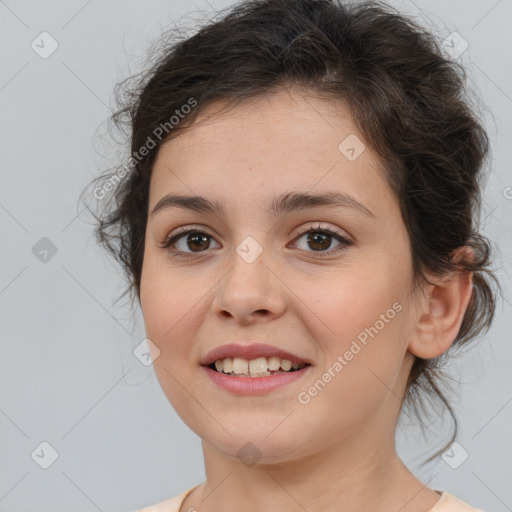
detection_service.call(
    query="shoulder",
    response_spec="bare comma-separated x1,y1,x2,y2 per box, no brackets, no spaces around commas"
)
132,487,484,512
432,491,485,512
132,484,199,512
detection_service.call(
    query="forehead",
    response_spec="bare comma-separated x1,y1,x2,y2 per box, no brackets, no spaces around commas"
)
149,87,395,217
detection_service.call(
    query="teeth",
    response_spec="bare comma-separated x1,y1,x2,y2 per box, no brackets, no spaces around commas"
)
233,357,249,374
280,359,292,371
223,358,233,373
211,356,306,376
268,356,281,371
249,357,268,374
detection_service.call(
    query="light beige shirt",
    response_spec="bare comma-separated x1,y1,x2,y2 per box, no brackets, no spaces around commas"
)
134,484,485,512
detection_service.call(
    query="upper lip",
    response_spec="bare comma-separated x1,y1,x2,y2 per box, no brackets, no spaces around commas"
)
200,343,311,366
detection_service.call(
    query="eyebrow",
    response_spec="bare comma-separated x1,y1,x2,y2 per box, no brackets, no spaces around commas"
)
150,191,376,220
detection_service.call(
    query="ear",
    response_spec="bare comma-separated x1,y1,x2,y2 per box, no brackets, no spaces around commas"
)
408,246,474,359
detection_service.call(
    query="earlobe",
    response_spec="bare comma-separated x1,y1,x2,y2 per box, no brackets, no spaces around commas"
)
408,247,474,360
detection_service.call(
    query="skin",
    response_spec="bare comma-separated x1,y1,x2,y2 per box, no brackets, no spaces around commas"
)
139,86,474,512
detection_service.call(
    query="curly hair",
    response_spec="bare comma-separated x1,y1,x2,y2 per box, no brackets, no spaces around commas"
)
82,0,502,464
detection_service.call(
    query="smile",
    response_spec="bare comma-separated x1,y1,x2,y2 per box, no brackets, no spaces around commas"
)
209,356,308,377
202,360,312,395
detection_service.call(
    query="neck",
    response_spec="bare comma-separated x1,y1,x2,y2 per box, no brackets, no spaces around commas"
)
182,429,436,512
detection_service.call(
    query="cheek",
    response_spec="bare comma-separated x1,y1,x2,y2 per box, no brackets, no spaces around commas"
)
291,259,408,399
141,250,190,328
140,255,202,363
296,301,406,438
290,258,403,343
140,258,207,419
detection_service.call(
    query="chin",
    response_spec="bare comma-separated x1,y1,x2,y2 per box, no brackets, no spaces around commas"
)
199,426,308,465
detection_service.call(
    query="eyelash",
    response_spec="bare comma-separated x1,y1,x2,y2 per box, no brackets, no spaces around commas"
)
160,223,353,260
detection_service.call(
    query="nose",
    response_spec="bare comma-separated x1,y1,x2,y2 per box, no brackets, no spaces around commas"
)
211,242,287,325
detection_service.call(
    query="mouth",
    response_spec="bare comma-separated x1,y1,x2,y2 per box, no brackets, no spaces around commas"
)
206,356,311,377
202,357,312,395
200,343,312,378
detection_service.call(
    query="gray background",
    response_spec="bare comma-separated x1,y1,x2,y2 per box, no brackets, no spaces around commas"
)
1,0,511,511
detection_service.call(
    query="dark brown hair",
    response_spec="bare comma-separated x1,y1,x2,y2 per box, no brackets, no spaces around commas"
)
82,0,502,464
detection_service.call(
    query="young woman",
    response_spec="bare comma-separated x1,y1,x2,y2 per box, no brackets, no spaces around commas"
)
87,0,500,510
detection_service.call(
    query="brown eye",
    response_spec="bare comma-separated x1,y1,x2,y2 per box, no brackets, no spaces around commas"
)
161,223,352,260
182,232,211,252
304,231,334,251
164,230,219,253
292,225,352,256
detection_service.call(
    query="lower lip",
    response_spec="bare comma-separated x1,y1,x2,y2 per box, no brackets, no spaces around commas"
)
202,365,311,395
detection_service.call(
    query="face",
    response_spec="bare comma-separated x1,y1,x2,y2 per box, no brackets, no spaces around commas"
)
140,87,419,464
